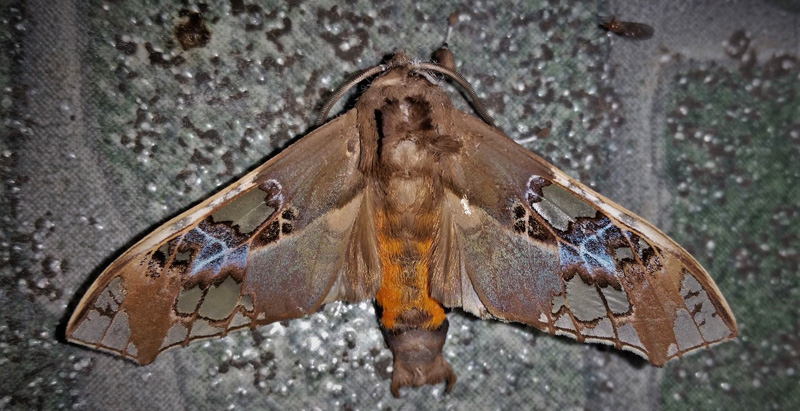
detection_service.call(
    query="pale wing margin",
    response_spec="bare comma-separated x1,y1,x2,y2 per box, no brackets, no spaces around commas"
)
67,110,381,364
432,112,737,365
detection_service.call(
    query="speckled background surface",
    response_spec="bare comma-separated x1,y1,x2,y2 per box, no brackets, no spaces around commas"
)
1,0,798,409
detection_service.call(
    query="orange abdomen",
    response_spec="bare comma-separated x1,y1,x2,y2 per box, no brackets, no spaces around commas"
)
374,208,446,331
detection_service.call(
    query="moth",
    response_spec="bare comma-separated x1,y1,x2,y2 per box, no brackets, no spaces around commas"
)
67,17,736,398
599,17,655,40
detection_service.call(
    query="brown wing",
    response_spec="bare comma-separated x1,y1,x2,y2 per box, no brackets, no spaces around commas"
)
432,112,737,365
67,110,381,364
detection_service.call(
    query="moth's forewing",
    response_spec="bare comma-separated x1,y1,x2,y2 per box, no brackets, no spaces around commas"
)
435,112,736,365
66,111,380,364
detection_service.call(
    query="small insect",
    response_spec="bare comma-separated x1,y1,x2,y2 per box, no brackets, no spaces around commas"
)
67,15,733,397
174,10,212,50
600,17,654,40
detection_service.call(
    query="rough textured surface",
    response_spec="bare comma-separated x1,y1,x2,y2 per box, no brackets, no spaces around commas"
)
0,0,797,409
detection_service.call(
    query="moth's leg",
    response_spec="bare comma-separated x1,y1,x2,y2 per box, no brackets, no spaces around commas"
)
381,319,456,397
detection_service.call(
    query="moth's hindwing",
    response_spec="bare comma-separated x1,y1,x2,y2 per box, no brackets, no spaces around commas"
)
435,112,737,365
66,111,381,364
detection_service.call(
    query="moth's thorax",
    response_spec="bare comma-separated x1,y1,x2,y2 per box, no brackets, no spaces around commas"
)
355,66,462,178
384,176,426,211
372,78,450,206
382,136,431,174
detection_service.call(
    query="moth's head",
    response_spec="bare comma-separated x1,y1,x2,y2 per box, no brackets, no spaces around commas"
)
383,48,454,71
317,45,494,128
385,51,413,67
371,48,458,91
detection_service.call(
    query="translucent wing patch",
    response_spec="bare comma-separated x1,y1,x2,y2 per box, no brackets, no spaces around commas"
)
67,111,379,364
439,112,737,366
68,180,292,361
521,175,733,362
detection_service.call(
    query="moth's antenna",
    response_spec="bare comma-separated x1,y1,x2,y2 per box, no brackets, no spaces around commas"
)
415,62,495,127
316,64,390,125
445,12,456,44
424,13,496,128
431,13,458,70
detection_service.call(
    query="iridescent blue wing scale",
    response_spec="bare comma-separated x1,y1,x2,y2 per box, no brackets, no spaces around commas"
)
66,110,381,364
435,112,737,365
